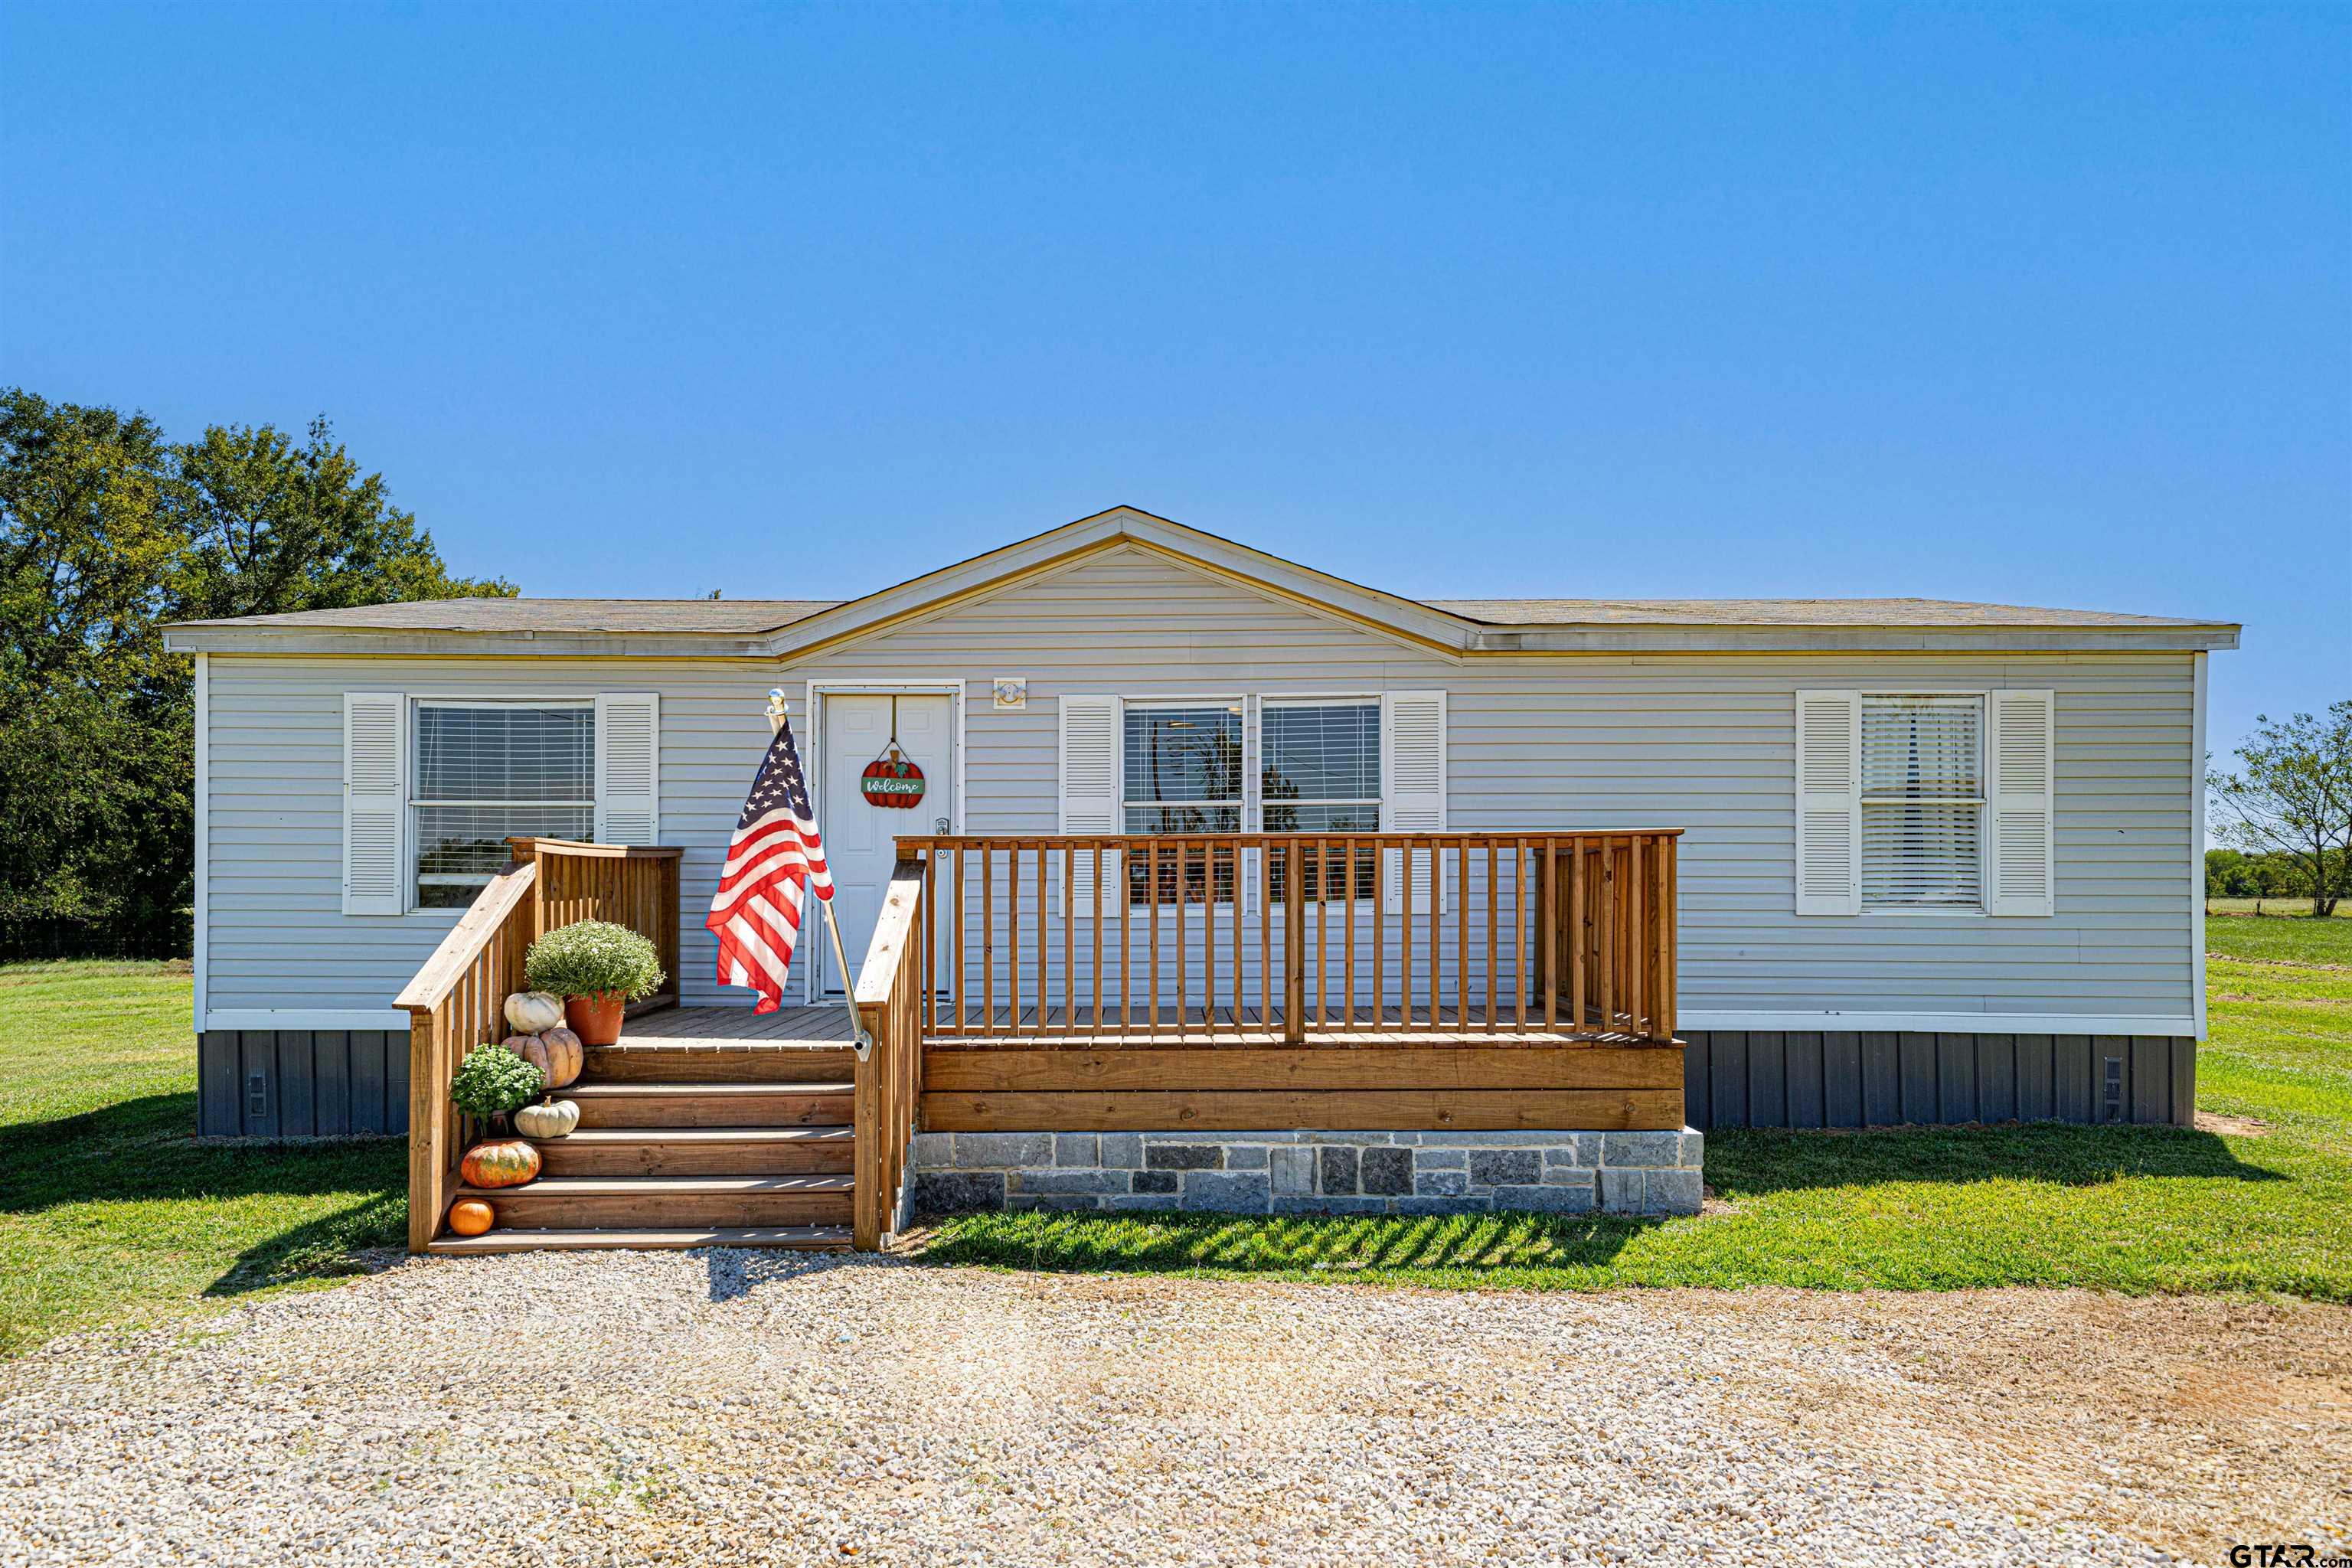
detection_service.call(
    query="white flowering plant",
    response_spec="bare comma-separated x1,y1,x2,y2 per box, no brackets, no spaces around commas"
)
524,920,665,1000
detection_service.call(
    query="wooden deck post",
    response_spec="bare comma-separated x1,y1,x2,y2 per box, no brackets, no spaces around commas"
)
403,1011,446,1251
1283,841,1306,1044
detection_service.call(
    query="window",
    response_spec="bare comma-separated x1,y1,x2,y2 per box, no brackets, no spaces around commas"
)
1122,703,1242,904
1859,694,1983,910
412,702,595,907
1262,700,1380,900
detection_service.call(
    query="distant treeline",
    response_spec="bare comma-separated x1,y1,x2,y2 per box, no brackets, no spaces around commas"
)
2205,848,2348,905
0,390,514,961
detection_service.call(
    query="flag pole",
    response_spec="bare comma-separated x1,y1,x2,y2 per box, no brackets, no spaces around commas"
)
769,690,874,1062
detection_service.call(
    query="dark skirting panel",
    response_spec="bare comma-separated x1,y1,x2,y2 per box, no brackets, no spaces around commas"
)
1681,1031,2197,1132
197,1029,410,1138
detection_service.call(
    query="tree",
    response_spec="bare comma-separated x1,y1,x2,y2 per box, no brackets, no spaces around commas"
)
170,416,511,620
2203,848,2251,900
2208,703,2352,916
0,389,516,946
0,392,179,690
0,393,186,930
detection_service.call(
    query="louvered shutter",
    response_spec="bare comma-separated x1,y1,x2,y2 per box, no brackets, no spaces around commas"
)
1795,691,1861,915
1987,688,2055,916
1060,696,1119,913
1381,691,1447,914
594,693,660,845
342,691,407,915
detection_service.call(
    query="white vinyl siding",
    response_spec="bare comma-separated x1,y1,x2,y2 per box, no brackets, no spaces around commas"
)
206,546,2190,1028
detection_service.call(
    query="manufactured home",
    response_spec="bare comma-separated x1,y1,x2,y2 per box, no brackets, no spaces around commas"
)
162,507,2236,1252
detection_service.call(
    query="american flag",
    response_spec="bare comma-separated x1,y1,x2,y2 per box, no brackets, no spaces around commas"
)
706,715,834,1013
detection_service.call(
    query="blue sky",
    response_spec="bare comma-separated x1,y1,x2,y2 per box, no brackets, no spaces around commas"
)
3,2,2344,752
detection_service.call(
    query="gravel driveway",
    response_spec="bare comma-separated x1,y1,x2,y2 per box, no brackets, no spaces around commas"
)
2,1252,2345,1566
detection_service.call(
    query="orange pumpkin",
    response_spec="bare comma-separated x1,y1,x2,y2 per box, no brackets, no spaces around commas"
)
505,1028,583,1089
460,1137,541,1189
448,1197,495,1236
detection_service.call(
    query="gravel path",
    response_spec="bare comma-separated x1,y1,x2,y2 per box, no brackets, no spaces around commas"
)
2,1253,2346,1566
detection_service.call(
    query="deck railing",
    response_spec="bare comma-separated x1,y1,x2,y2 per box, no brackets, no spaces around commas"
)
894,831,1681,1044
849,859,929,1248
395,838,682,1250
507,838,684,1015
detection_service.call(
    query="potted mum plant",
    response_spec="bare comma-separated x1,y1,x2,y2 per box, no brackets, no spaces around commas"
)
524,919,665,1046
449,1043,546,1189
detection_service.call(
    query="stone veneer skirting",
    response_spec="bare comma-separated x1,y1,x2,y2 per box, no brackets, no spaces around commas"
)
910,1129,1704,1218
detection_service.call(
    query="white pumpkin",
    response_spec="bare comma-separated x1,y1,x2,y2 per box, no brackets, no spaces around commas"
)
514,1098,580,1140
504,991,565,1035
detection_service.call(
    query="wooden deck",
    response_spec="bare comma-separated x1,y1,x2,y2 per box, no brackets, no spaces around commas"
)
402,831,1687,1255
614,1004,1676,1051
612,1003,865,1048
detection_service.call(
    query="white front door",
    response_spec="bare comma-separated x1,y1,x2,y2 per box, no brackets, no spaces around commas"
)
817,693,953,995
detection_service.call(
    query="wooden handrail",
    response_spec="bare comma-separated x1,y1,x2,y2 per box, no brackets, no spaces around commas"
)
401,838,682,1252
399,861,539,1250
504,837,684,861
394,862,539,1014
850,859,927,1249
898,829,1681,1044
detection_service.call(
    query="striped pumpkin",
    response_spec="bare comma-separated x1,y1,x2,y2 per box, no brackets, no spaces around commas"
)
460,1138,541,1189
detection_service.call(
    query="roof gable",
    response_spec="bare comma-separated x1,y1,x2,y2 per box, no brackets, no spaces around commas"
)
765,507,1478,660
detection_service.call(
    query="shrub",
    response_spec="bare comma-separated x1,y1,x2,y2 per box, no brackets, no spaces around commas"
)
524,919,665,1000
449,1044,544,1122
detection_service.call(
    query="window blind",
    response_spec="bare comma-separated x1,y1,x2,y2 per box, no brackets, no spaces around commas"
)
413,702,596,908
415,704,593,803
1263,700,1380,900
1860,694,1983,910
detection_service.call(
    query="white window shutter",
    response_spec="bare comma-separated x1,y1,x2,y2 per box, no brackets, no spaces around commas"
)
342,692,407,916
1381,691,1447,914
595,693,660,845
1060,696,1119,913
1987,689,2055,916
1795,691,1861,916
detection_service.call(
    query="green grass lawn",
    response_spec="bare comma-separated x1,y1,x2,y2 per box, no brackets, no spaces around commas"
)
924,914,2352,1298
0,962,403,1356
5,915,2348,1354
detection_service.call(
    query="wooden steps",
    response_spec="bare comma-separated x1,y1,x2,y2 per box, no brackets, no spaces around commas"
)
532,1125,854,1178
443,1043,862,1254
559,1081,855,1129
427,1224,851,1255
459,1174,854,1228
582,1045,858,1083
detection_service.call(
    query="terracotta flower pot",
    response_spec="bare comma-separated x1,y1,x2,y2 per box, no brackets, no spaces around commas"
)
565,990,628,1046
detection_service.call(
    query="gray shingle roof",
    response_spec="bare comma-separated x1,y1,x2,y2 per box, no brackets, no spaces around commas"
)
168,592,2219,635
1423,596,2213,629
168,598,842,633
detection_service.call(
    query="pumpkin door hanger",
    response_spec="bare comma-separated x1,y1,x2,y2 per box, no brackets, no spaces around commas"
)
859,695,927,810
